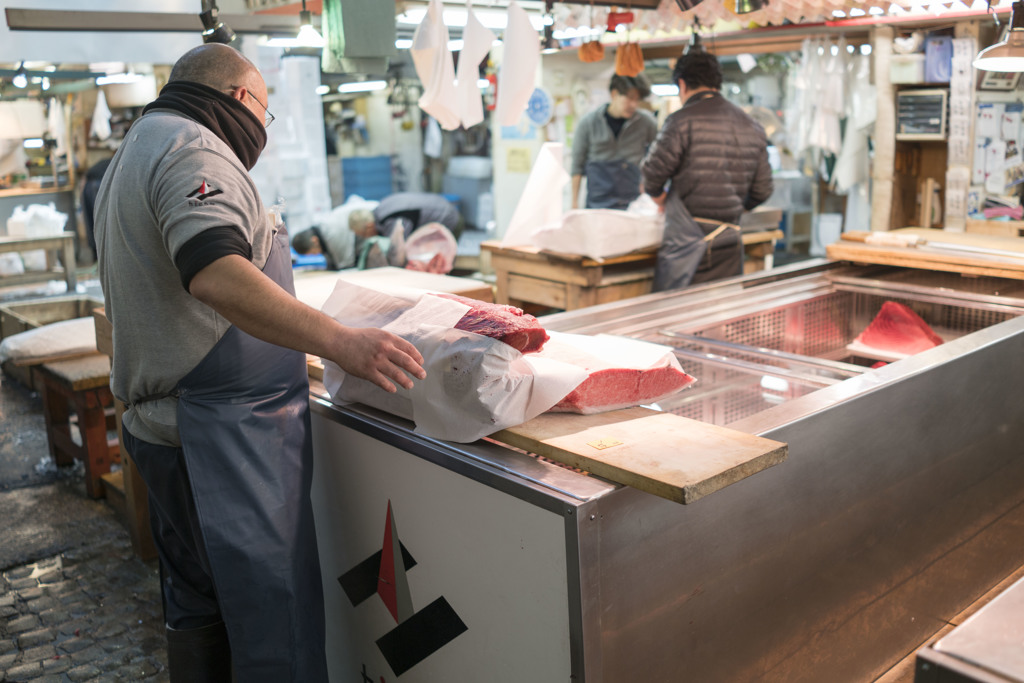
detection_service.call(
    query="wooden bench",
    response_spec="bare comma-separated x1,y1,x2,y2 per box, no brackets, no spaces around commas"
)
37,354,119,499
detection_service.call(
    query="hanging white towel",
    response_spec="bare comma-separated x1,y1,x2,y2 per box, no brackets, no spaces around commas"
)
411,0,461,131
501,142,568,247
424,116,443,159
456,3,496,129
46,98,67,157
91,89,112,141
496,0,539,127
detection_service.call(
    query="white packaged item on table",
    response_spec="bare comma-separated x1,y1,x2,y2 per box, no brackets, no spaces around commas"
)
529,194,665,260
0,253,25,276
0,317,97,365
319,281,586,443
7,203,68,238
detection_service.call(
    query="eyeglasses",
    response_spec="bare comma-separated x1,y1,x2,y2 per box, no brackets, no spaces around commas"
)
229,85,274,127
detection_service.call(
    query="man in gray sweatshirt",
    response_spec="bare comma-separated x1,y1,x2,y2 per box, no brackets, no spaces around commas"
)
571,74,658,210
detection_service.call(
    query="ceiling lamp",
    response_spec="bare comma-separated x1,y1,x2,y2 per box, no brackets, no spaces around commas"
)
200,1,236,45
975,0,1024,71
297,0,325,48
12,63,28,88
735,0,768,13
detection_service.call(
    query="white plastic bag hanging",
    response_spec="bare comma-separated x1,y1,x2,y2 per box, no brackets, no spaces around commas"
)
410,0,461,130
496,0,540,127
456,2,496,129
91,89,112,141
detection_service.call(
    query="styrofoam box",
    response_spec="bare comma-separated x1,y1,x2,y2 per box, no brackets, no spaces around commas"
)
447,156,492,179
890,54,926,84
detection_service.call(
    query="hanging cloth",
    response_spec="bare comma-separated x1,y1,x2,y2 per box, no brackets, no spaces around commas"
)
456,2,496,128
579,2,605,63
615,43,645,76
579,40,605,62
496,0,540,127
91,88,112,141
46,98,67,157
411,0,461,130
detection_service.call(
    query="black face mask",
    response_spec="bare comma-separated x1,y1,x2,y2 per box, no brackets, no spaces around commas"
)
143,81,268,170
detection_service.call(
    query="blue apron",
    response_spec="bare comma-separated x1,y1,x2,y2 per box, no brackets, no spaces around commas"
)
585,159,642,210
174,226,327,682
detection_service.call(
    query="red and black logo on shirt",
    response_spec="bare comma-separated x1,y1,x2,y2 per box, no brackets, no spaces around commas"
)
186,180,223,203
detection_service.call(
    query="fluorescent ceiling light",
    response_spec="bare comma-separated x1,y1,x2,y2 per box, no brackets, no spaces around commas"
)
96,73,146,85
396,7,544,31
477,78,490,89
338,80,387,93
651,84,679,96
23,138,45,148
395,38,413,49
315,84,330,95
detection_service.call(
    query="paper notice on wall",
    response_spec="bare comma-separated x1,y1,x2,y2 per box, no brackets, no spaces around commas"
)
1002,103,1022,144
973,138,988,185
977,103,1003,139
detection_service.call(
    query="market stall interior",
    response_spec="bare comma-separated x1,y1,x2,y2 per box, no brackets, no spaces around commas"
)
4,0,1024,681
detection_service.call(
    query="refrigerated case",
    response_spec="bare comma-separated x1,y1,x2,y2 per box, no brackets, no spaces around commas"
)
308,258,1024,682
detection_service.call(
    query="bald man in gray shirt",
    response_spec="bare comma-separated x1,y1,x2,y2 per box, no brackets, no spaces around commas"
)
96,43,425,682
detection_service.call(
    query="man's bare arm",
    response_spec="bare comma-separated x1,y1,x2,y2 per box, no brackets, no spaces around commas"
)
189,255,425,393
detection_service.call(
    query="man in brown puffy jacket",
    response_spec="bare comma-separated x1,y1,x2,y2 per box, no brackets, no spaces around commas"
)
641,50,773,291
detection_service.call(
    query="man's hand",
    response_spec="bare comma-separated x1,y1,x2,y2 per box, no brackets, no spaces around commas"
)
329,327,425,393
650,192,667,211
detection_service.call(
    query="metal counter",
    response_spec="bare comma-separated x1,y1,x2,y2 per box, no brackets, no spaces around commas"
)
309,259,1024,682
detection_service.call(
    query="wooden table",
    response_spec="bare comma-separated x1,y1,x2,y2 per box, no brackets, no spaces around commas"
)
482,230,783,311
293,266,494,310
0,232,77,292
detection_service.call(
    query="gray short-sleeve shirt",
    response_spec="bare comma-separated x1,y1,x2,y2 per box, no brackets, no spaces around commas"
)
95,111,274,446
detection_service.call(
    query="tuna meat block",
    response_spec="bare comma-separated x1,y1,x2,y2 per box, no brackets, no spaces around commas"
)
537,335,696,414
429,293,550,354
853,301,944,355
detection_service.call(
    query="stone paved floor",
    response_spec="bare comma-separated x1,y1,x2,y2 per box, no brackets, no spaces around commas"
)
0,540,168,682
1,325,169,681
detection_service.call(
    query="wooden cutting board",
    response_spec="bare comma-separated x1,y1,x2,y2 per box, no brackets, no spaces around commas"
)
827,229,1024,280
492,407,787,505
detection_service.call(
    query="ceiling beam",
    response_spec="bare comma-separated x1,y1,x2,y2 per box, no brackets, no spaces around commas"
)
4,8,316,35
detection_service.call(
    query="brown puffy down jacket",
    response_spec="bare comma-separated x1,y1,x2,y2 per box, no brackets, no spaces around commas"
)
641,91,773,224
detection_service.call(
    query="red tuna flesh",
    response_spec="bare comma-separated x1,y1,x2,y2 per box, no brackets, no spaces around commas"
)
429,293,550,354
854,301,944,355
550,365,697,414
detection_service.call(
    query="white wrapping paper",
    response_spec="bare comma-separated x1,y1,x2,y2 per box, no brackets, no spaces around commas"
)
410,0,461,131
320,281,586,443
530,205,665,260
501,142,568,247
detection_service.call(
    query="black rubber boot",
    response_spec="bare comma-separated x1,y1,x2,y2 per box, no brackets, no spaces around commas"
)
165,621,233,683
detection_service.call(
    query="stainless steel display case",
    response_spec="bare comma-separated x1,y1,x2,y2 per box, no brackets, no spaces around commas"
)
309,259,1024,683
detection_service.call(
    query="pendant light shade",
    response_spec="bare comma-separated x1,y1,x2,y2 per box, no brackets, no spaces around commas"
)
975,0,1024,71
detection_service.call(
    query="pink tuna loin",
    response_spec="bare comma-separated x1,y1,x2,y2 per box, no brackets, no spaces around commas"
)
854,301,944,355
429,293,550,354
551,366,696,414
